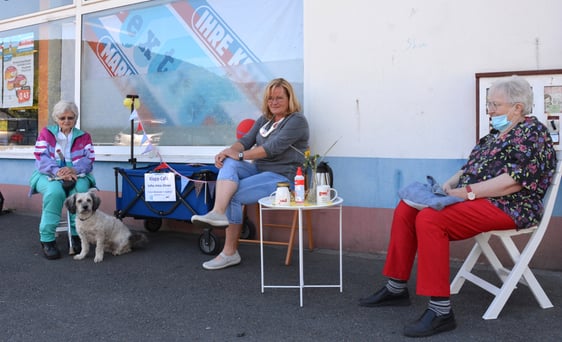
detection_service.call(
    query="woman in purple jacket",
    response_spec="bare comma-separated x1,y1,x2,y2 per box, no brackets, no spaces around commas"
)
29,101,96,260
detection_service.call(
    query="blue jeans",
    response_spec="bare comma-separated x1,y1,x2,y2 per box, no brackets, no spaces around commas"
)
218,158,289,224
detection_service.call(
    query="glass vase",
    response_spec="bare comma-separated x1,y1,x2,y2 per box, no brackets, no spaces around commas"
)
306,168,318,204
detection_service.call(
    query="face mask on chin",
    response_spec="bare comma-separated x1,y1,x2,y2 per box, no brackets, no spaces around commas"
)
490,114,512,131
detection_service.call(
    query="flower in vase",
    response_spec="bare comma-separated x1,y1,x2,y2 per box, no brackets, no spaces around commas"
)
297,137,340,174
303,149,318,173
291,137,341,202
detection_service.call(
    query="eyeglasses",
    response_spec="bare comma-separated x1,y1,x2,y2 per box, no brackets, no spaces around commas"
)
267,96,287,104
58,116,76,121
486,102,513,111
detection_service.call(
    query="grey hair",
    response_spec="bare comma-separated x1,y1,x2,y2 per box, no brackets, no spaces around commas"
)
489,75,533,115
51,100,79,121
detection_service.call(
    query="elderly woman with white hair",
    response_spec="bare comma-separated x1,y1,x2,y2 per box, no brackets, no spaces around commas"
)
29,100,96,260
359,76,556,337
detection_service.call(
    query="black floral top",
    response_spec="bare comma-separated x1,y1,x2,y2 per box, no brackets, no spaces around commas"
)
458,116,556,229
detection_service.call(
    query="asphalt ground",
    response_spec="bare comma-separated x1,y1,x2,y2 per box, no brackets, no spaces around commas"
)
1,212,561,341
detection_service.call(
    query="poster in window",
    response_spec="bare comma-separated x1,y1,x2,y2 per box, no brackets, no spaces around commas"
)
544,86,562,114
0,41,2,108
2,32,34,108
544,86,562,144
81,0,303,146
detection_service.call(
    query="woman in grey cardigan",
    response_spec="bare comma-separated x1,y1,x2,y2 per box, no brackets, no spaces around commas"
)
192,78,309,270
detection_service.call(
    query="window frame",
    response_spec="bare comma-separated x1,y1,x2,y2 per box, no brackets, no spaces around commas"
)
0,0,223,163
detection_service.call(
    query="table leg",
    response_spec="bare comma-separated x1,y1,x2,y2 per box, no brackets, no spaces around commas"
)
260,203,264,293
339,205,343,292
258,199,343,305
298,207,304,307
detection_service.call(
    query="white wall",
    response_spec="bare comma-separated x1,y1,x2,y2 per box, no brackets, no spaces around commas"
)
304,0,562,159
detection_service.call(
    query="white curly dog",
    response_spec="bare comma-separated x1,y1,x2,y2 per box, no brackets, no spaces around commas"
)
65,190,148,263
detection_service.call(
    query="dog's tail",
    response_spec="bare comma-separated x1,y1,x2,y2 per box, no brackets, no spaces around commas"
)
129,230,149,249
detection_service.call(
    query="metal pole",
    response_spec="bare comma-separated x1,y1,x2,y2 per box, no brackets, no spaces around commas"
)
126,94,138,169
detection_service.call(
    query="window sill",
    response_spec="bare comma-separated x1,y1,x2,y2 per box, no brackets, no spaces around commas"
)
0,145,224,164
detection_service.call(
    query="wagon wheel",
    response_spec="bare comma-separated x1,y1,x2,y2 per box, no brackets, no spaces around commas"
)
144,218,162,232
240,216,256,240
198,230,221,255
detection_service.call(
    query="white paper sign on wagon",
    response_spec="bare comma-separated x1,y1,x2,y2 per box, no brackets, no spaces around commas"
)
144,172,176,202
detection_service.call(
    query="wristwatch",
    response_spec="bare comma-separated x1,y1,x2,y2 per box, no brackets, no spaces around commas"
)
238,151,244,161
466,185,476,200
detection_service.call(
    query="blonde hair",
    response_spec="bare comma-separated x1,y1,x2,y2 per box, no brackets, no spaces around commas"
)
261,78,301,120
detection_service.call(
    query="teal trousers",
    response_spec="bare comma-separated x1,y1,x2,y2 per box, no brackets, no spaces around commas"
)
35,175,92,242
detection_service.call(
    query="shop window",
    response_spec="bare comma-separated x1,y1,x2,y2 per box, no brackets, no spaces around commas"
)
0,19,75,146
81,0,303,147
0,0,73,21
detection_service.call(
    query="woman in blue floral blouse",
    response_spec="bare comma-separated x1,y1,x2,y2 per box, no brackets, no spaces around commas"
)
359,76,557,338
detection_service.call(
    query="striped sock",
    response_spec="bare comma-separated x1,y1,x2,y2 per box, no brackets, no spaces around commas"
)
385,279,407,294
428,297,451,316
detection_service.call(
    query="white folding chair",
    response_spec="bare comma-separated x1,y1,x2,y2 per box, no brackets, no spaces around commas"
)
56,207,77,255
450,151,562,320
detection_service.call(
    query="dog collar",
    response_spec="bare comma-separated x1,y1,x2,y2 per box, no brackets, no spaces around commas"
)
79,213,94,221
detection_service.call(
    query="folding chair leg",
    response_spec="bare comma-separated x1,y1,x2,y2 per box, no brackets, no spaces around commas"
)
450,237,487,294
285,211,315,266
482,261,552,320
479,236,554,319
284,212,299,266
499,235,553,308
452,231,554,320
520,268,553,309
67,212,75,255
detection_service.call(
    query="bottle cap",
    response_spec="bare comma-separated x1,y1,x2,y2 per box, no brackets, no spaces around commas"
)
296,166,302,175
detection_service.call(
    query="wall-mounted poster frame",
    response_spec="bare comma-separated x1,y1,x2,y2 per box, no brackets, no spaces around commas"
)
476,69,562,143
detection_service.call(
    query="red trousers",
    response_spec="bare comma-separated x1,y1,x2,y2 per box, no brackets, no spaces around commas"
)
382,200,516,297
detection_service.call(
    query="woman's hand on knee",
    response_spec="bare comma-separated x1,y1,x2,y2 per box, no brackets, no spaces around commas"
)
215,150,228,168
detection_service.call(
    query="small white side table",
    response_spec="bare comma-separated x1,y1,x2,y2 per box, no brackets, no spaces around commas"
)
258,196,344,307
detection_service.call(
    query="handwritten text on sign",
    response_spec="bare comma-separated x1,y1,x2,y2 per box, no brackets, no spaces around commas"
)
144,172,176,202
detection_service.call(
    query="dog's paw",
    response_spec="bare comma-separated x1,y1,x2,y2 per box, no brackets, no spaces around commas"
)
94,257,103,263
74,254,86,260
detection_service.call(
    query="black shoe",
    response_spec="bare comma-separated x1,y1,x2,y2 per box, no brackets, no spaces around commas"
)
71,236,82,255
358,287,411,307
41,241,61,260
403,309,456,337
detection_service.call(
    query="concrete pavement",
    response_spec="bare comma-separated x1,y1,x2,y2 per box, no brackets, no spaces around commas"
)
1,212,561,341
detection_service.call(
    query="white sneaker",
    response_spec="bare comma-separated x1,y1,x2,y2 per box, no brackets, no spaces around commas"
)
202,251,241,270
191,211,229,228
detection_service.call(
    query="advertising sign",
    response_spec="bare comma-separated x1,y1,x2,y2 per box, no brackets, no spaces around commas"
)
81,0,303,144
2,32,34,108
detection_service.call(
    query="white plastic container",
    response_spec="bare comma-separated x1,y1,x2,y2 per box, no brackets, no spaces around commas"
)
294,166,305,204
